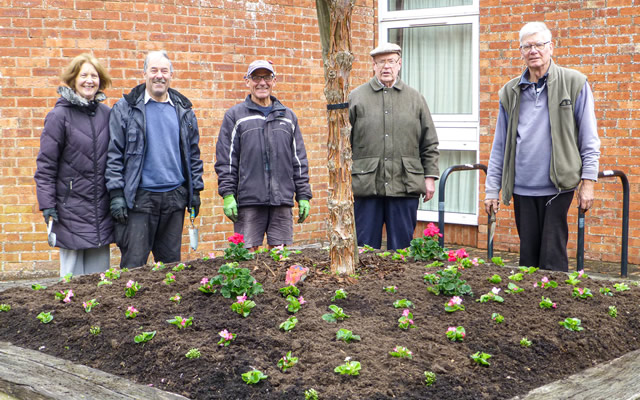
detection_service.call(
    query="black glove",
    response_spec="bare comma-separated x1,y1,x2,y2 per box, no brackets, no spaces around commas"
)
191,192,201,218
43,208,58,224
110,196,128,224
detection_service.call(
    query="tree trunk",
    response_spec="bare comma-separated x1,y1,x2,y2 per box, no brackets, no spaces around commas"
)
316,0,358,275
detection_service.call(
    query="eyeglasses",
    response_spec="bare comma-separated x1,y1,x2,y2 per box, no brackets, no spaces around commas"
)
374,58,400,67
249,74,274,83
520,41,551,53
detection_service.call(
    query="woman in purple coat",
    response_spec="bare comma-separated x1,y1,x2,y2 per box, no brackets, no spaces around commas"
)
34,54,114,277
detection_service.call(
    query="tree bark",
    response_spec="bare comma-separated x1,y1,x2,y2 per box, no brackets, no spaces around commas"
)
316,0,358,275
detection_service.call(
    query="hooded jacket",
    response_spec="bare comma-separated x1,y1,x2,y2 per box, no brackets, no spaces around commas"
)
34,86,114,249
105,84,204,209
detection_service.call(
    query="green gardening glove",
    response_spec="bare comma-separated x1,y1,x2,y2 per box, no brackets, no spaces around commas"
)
223,195,238,222
298,199,310,223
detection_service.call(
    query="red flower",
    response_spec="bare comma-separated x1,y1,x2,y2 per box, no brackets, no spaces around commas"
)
455,248,468,259
228,233,244,245
423,223,443,238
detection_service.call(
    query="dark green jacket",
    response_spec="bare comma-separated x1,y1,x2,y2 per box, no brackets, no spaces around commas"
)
349,78,439,197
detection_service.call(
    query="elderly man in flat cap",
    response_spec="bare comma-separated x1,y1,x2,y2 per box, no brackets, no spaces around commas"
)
215,60,312,251
348,42,439,250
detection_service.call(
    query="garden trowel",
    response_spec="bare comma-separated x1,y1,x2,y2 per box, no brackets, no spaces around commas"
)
188,207,198,251
488,205,496,252
47,219,56,247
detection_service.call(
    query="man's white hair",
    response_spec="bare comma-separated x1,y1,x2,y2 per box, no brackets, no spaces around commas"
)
143,50,173,73
519,22,552,44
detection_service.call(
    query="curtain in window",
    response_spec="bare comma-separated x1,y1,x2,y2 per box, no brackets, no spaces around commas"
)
420,150,477,214
389,0,472,12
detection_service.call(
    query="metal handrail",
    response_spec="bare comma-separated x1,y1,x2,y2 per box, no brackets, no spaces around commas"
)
576,170,630,277
437,164,490,256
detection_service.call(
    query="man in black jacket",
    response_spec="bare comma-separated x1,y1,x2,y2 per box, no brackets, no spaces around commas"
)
106,50,204,268
215,60,312,251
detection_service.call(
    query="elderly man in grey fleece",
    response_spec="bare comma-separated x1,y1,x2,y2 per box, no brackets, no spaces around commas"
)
485,22,600,272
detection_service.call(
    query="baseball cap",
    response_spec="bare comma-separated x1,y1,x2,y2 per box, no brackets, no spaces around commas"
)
370,42,402,57
246,60,275,78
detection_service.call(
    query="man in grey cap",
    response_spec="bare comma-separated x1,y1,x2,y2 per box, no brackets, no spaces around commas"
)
348,42,439,250
215,60,312,251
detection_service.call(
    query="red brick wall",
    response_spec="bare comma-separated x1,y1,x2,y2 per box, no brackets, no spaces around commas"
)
479,0,640,266
0,0,376,279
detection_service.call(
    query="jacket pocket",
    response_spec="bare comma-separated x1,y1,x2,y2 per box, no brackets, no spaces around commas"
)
126,127,143,155
401,157,426,196
352,157,379,197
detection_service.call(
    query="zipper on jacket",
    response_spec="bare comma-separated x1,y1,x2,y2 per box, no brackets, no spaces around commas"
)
89,116,102,245
62,179,73,205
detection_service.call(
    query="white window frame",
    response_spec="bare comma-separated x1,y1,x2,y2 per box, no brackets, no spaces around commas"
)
379,1,480,226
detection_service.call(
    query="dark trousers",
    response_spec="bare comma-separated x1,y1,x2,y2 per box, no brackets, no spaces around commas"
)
354,196,419,250
513,191,574,272
115,187,187,268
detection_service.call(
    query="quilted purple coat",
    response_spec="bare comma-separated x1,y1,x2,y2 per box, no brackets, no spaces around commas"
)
34,87,114,250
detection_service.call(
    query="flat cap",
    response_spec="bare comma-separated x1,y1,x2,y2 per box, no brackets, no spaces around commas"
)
370,42,402,57
245,60,275,78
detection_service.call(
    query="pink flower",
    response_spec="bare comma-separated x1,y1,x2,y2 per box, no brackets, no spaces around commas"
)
533,282,539,288
461,331,466,338
402,309,411,317
126,280,134,288
577,288,584,295
578,270,585,277
471,258,479,267
447,326,456,333
236,294,247,303
541,276,549,283
455,248,468,259
408,319,414,325
219,329,233,341
552,303,557,309
448,251,457,262
423,223,442,238
298,296,306,305
491,287,501,295
200,277,209,285
82,301,88,308
228,233,244,245
127,306,138,313
63,290,73,303
180,319,186,327
448,296,463,306
100,273,106,280
358,248,364,254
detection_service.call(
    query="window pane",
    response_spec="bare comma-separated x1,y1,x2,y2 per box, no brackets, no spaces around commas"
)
420,150,476,214
388,0,472,11
389,24,472,114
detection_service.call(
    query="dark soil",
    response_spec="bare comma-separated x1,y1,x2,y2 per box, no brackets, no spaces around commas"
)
1,248,640,400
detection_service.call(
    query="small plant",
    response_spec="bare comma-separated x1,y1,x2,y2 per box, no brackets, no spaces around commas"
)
54,289,74,303
185,348,201,359
279,316,298,331
232,294,256,317
487,274,502,284
97,273,113,287
559,317,584,331
60,273,73,283
104,267,121,280
224,233,254,261
172,263,190,272
285,295,303,313
398,309,416,329
305,388,319,400
425,260,444,268
82,299,99,313
210,262,264,298
572,287,593,299
533,276,558,289
377,251,391,258
491,257,505,266
476,287,504,303
241,369,268,384
169,293,181,304
505,282,524,294
539,296,557,309
125,306,139,319
491,313,504,324
518,266,539,274
383,285,398,293
332,288,348,301
270,245,299,261
167,316,193,329
277,351,299,372
614,282,630,292
389,345,413,359
164,272,176,285
279,285,300,297
423,273,439,284
470,351,492,366
446,326,466,342
202,252,215,261
599,287,613,296
444,296,465,312
199,277,215,294
322,305,349,323
31,284,47,290
428,268,473,296
0,304,11,312
520,337,532,347
218,329,236,346
134,331,156,344
391,251,407,261
89,326,101,335
393,299,414,308
37,311,53,323
151,261,166,271
125,280,141,298
565,270,587,286
424,371,436,386
408,223,446,261
336,328,361,343
608,305,618,318
359,244,376,253
334,357,361,376
508,273,524,282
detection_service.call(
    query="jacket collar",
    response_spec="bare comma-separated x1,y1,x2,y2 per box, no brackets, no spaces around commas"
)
243,94,286,113
368,77,404,92
57,86,106,106
123,83,192,109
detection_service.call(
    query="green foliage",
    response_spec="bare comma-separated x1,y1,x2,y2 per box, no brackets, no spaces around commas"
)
89,326,101,335
334,359,361,376
211,262,264,298
0,304,10,312
336,328,361,343
491,257,504,266
279,316,298,331
491,313,504,324
134,331,156,343
277,351,299,372
305,388,319,400
185,348,201,359
331,289,348,301
608,306,618,318
470,351,492,366
424,371,436,386
322,305,349,323
520,337,532,347
508,273,524,282
241,369,268,384
392,299,414,308
614,282,630,292
572,287,593,299
36,311,53,323
286,295,301,313
167,316,193,329
423,273,439,284
425,260,444,268
559,317,583,331
487,274,502,284
428,268,473,296
31,284,47,290
408,235,447,261
518,266,539,274
599,287,613,296
279,285,300,297
505,282,524,294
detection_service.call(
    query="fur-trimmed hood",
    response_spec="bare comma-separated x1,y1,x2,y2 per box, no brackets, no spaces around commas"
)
57,86,106,109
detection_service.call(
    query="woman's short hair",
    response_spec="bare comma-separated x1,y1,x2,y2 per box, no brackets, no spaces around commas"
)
519,22,552,44
60,53,112,91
